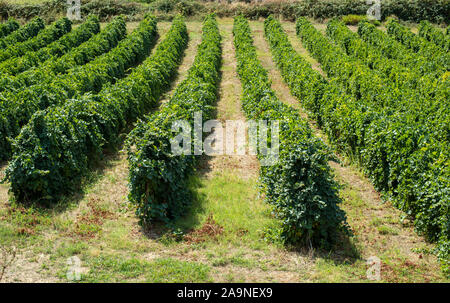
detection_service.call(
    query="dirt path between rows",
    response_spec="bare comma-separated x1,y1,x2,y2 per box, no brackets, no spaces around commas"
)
158,21,203,108
193,19,314,283
197,20,260,180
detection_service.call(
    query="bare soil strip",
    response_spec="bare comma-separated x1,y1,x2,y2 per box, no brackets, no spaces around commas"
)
198,19,260,180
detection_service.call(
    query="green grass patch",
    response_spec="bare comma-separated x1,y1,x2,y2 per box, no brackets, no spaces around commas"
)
377,225,399,235
175,170,280,248
56,241,89,258
82,255,211,282
341,15,381,26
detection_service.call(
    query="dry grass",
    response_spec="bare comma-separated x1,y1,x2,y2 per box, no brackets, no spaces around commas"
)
183,214,224,244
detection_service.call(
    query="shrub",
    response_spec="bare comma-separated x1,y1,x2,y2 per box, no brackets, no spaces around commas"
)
127,15,220,224
4,15,188,204
82,0,142,20
175,0,204,16
0,15,100,76
419,20,449,52
341,14,367,25
0,18,19,38
152,0,177,13
0,17,44,49
296,0,449,23
0,0,448,23
0,17,71,63
235,15,349,247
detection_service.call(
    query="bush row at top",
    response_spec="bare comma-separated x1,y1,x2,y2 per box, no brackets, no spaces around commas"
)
328,19,448,111
386,19,449,74
4,15,188,205
0,0,143,22
234,15,349,247
327,19,418,89
0,15,100,76
0,17,71,63
0,16,125,96
1,0,448,24
0,15,155,161
0,17,44,50
0,18,19,38
298,17,448,149
293,0,449,24
127,14,221,225
294,17,448,272
419,20,450,52
206,0,450,24
0,16,126,93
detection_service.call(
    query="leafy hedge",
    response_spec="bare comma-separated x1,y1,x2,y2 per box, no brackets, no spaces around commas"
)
295,17,449,273
355,21,449,109
0,0,66,21
419,20,450,52
1,0,448,24
0,15,156,161
328,19,448,104
0,18,19,39
82,0,142,20
0,17,44,50
0,16,125,93
386,19,449,74
340,14,375,26
234,15,349,247
0,16,99,76
0,0,143,22
8,16,126,90
327,19,415,90
357,20,432,75
0,17,71,63
205,0,450,24
4,15,188,204
126,14,220,225
294,0,449,24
